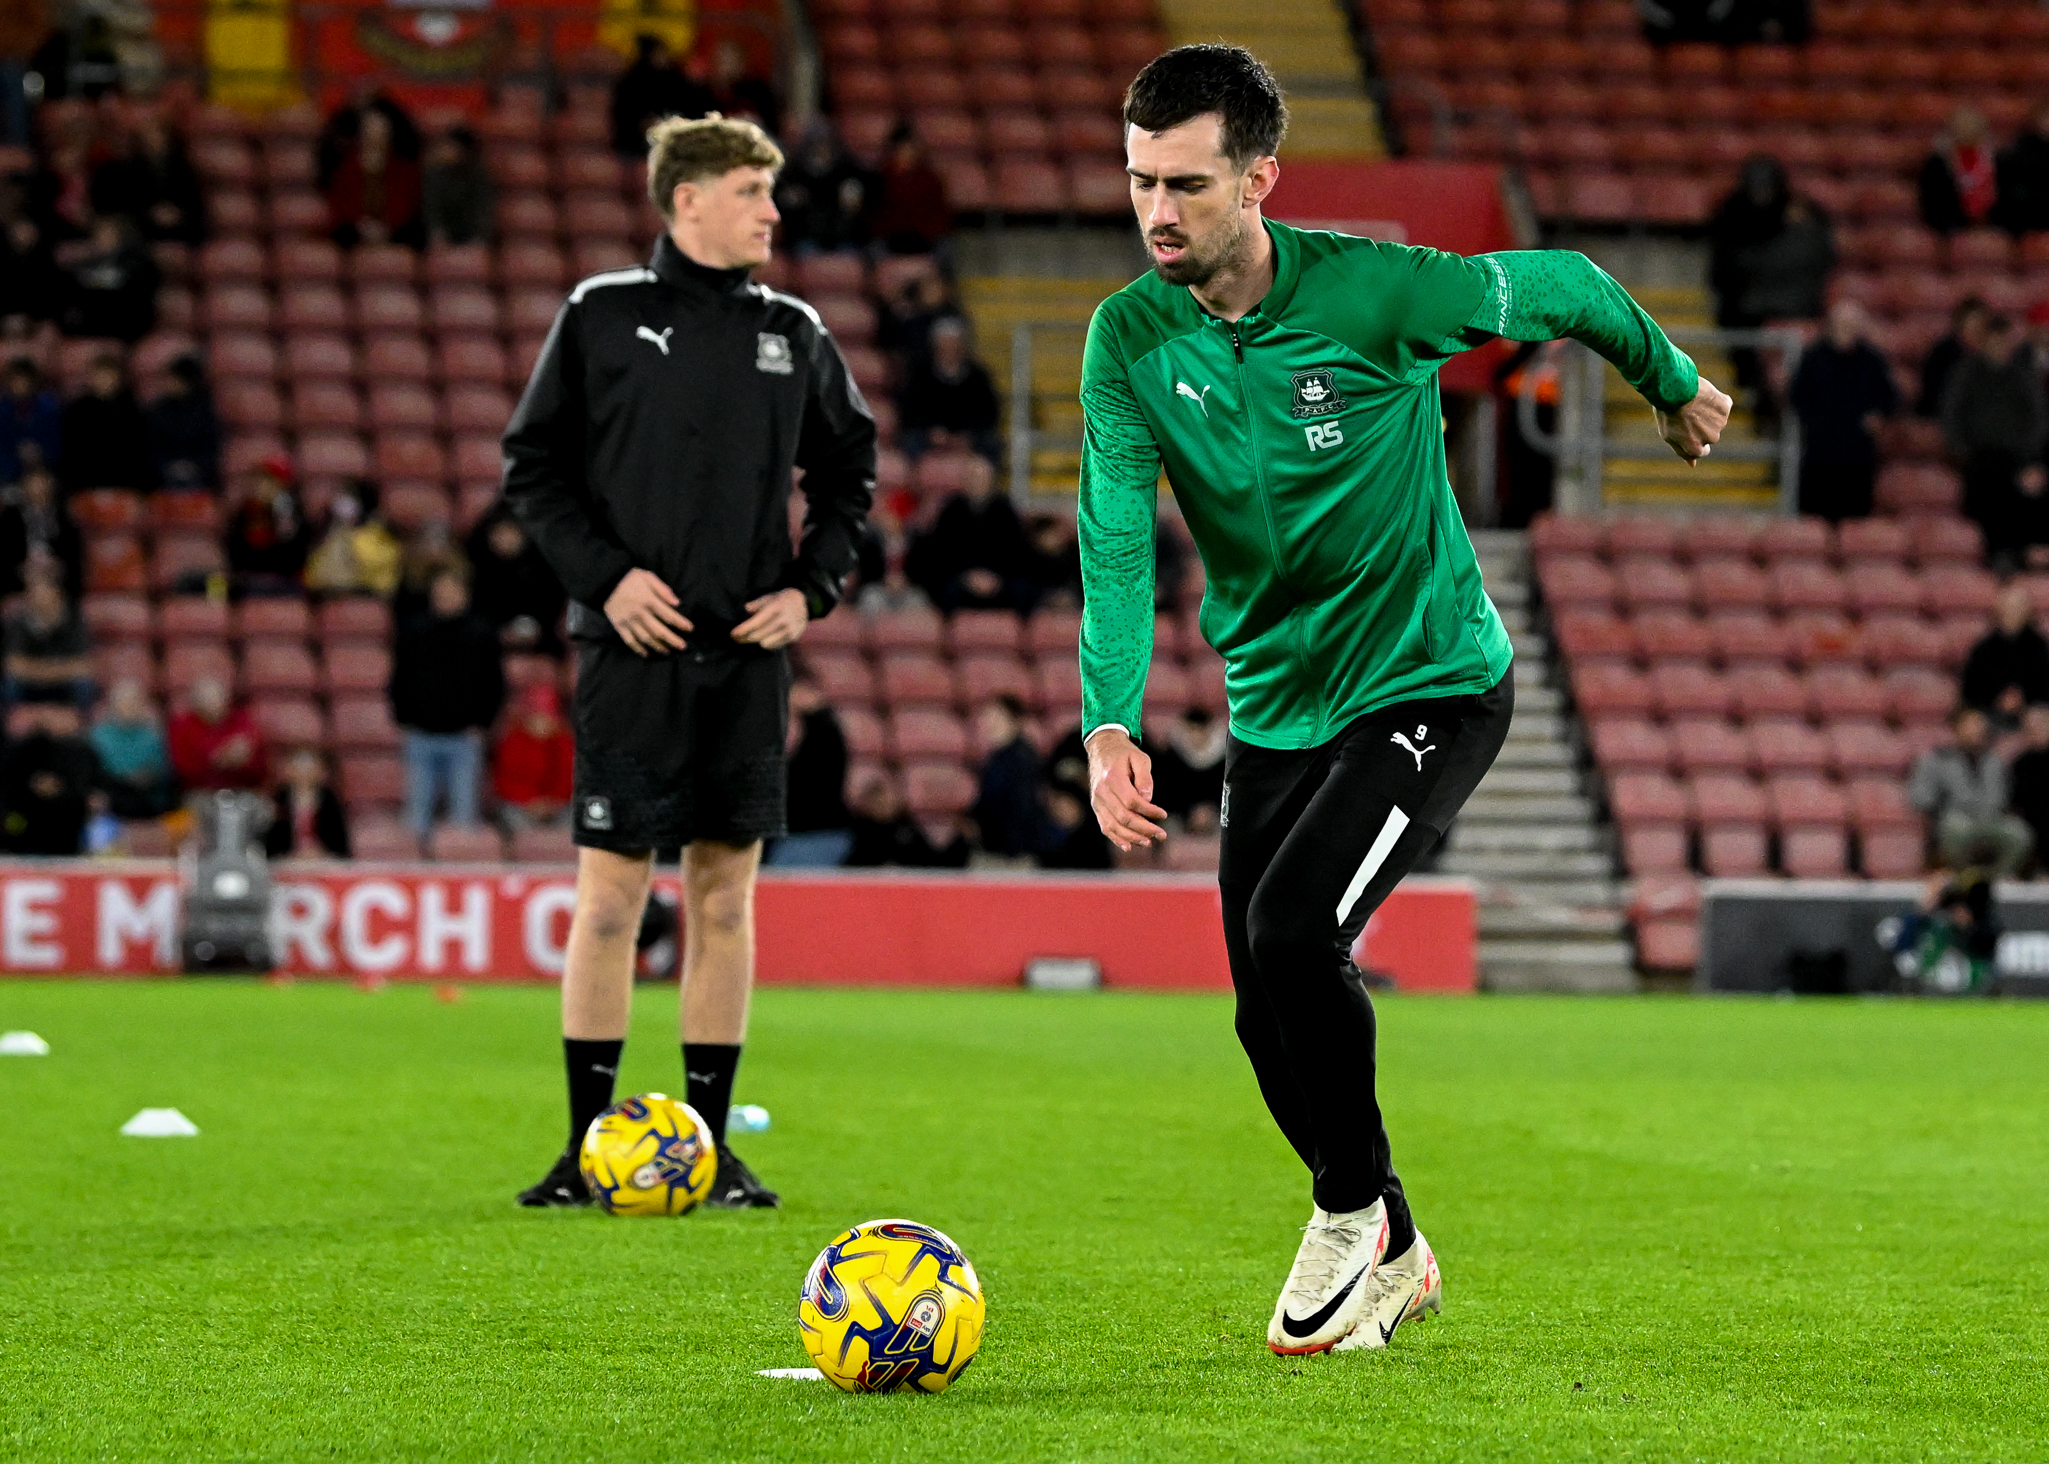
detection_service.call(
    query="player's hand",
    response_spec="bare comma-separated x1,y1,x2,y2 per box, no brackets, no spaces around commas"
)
732,588,810,650
1655,376,1732,465
1086,727,1167,851
605,568,693,656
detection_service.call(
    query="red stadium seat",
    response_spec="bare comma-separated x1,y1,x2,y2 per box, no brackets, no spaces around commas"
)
1749,717,1830,774
320,597,392,641
879,652,956,708
510,825,578,863
1756,516,1831,563
250,696,327,749
1882,665,1957,722
1607,516,1679,559
1615,555,1692,611
1786,611,1862,668
283,333,356,384
1554,607,1634,662
1536,554,1615,609
836,706,885,760
1650,662,1732,718
1609,770,1691,874
1836,516,1911,562
1730,663,1807,721
362,334,433,383
85,535,148,593
948,610,1022,655
1844,562,1921,616
1769,776,1849,877
1527,513,1603,558
349,818,416,859
1828,720,1911,778
1861,614,1946,670
1806,665,1888,721
1025,610,1082,656
1692,773,1768,875
427,824,506,862
1920,564,1997,618
82,593,153,642
330,694,400,751
1769,561,1848,614
242,640,319,694
164,639,236,690
160,596,231,639
903,760,976,816
94,641,158,693
1706,611,1790,667
890,708,969,760
322,644,392,694
1572,661,1654,718
806,651,879,706
70,489,146,535
868,606,944,653
1671,717,1751,774
1035,657,1083,715
1691,556,1771,611
339,754,406,809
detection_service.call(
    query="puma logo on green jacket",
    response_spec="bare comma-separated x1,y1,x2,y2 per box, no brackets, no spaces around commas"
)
1078,221,1698,750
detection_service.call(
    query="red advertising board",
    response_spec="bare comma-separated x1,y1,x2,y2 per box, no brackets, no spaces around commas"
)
0,863,1475,991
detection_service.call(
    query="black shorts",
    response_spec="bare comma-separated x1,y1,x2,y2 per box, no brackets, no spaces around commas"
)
570,642,790,852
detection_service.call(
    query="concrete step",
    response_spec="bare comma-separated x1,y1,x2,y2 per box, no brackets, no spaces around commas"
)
1475,766,1578,795
1461,793,1595,822
1495,605,1531,635
1491,734,1565,770
1447,821,1604,853
1510,659,1553,687
1478,904,1629,939
1480,940,1639,993
1437,848,1615,879
1508,632,1550,661
1469,876,1623,905
1487,582,1529,609
1506,709,1566,741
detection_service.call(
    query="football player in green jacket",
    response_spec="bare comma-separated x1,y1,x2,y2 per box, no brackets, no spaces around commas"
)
1077,46,1731,1355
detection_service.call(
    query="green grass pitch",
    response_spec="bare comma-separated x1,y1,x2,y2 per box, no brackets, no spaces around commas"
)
2,980,2046,1462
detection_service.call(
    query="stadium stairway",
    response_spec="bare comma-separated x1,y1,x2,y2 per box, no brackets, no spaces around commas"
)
1440,530,1637,992
1152,0,1384,157
960,274,1130,498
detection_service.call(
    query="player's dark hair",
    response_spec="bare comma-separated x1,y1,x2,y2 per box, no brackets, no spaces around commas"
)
1123,44,1289,168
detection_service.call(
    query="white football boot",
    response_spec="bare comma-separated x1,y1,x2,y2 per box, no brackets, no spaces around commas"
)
1333,1230,1442,1352
1267,1199,1390,1355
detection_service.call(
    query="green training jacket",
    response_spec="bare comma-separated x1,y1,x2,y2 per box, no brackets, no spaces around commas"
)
1078,221,1699,750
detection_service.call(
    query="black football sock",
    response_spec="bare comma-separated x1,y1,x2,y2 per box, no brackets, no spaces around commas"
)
1381,1188,1417,1261
564,1038,624,1152
683,1042,741,1147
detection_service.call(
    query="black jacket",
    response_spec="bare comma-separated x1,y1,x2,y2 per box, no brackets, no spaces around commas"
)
1961,626,2049,711
265,785,352,858
503,235,875,648
388,610,507,734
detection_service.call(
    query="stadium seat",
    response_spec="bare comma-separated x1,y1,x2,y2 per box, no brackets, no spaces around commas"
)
283,334,357,383
1537,554,1615,609
1768,776,1850,877
1705,613,1787,670
1787,612,1862,668
879,653,956,708
1920,564,1997,618
1731,663,1807,720
250,696,327,749
1527,513,1603,558
1882,665,1957,722
1806,665,1888,721
1862,614,1947,669
1828,720,1912,778
243,641,319,694
1691,556,1771,611
164,640,236,689
82,594,154,642
1554,608,1633,662
1609,769,1691,873
1615,555,1692,611
890,708,969,760
957,653,1034,708
1691,773,1769,876
807,651,879,706
85,535,147,593
868,607,944,653
1572,661,1654,717
322,644,392,694
1750,717,1831,774
70,489,146,535
1837,516,1911,562
159,596,231,639
94,641,158,692
904,760,976,816
837,706,886,759
1671,717,1752,774
511,824,578,863
1844,562,1921,616
319,597,392,641
1650,662,1732,718
339,754,406,811
330,694,400,752
1769,561,1849,614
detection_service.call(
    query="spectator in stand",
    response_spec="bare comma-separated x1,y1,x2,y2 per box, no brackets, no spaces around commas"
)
2008,706,2049,872
844,773,969,867
1917,296,1991,418
90,114,205,245
774,120,872,254
493,681,573,830
970,694,1051,858
422,123,492,248
3,572,92,706
58,352,152,493
0,186,62,322
609,34,711,158
466,507,564,651
1637,0,1808,43
60,214,159,341
1,355,61,483
1996,101,2049,237
1022,513,1082,609
146,354,220,490
0,464,82,597
168,675,269,792
706,39,780,140
1961,583,2049,728
224,455,308,594
869,124,953,255
1910,705,2031,875
1036,728,1110,870
0,0,49,147
316,86,422,192
1151,705,1227,829
1942,313,2048,561
0,698,100,854
264,746,350,858
898,316,1000,464
88,676,174,818
1920,107,2000,237
1708,155,1832,413
389,567,506,836
326,107,424,250
770,675,850,866
1788,299,1896,522
877,268,960,368
393,521,468,625
905,454,1031,612
302,478,402,598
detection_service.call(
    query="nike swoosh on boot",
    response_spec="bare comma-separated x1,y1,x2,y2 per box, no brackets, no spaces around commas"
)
1280,1265,1370,1339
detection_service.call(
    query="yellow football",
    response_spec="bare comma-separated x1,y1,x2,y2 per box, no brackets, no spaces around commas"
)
798,1219,985,1393
578,1093,717,1216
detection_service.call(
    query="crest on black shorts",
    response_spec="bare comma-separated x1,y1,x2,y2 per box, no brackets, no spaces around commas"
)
581,796,613,831
1289,368,1344,419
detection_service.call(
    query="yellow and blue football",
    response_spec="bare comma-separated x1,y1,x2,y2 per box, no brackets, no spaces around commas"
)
798,1219,985,1393
578,1093,717,1216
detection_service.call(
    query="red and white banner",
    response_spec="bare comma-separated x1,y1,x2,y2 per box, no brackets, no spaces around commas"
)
0,862,1476,991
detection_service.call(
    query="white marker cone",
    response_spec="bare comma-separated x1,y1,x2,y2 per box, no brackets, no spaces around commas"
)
121,1108,199,1137
0,1031,49,1056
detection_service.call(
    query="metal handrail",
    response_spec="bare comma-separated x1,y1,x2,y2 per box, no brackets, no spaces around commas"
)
1006,318,1088,507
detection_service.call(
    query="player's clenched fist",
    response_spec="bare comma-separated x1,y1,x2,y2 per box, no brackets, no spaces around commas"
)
1085,726,1167,851
1655,375,1733,465
604,567,694,656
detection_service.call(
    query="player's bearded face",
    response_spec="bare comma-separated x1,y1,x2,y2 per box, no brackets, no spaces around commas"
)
1145,188,1252,288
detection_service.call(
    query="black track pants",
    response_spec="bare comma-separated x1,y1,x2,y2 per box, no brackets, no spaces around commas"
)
1218,675,1514,1217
